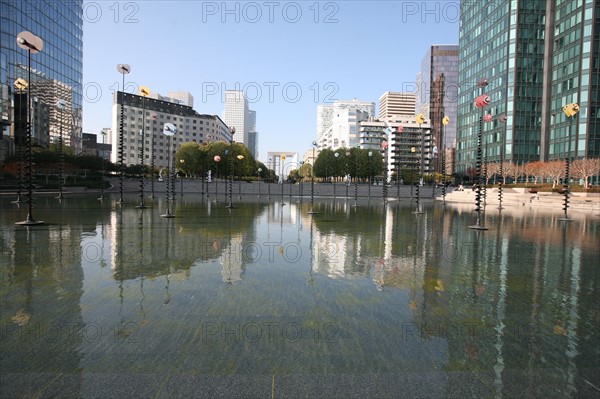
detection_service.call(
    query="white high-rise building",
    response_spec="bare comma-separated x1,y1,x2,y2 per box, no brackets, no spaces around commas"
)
222,90,249,145
378,92,416,119
316,99,375,151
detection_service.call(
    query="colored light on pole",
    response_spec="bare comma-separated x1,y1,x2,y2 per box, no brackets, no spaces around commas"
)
442,116,450,125
474,95,490,108
214,155,221,162
484,114,493,122
415,114,425,124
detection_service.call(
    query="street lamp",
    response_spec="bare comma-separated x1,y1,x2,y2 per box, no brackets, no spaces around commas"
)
257,167,262,198
56,99,66,200
161,123,177,218
15,31,44,226
345,151,351,202
12,78,28,204
237,154,244,199
137,86,150,209
116,63,131,205
497,114,507,209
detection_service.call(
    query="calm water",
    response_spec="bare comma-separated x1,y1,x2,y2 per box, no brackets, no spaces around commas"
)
1,194,599,398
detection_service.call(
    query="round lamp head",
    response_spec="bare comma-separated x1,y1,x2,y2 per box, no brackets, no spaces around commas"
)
484,114,493,122
442,116,450,125
416,113,425,124
335,153,339,158
214,155,221,162
396,126,404,133
499,114,507,124
237,155,244,160
17,31,43,53
163,122,176,136
474,94,491,108
117,64,131,74
139,86,151,97
56,99,66,110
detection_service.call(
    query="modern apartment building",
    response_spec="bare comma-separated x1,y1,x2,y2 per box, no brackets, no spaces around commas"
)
456,0,599,173
111,92,232,168
358,116,432,178
0,0,83,153
378,92,416,119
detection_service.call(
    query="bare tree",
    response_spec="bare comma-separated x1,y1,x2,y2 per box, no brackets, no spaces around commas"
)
486,162,500,184
542,161,565,188
524,161,544,184
501,161,514,184
571,158,600,189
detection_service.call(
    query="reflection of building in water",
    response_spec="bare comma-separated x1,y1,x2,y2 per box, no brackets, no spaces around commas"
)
0,224,85,380
221,233,244,284
105,205,264,282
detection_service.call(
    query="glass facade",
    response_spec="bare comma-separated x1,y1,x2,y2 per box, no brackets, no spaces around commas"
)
457,0,599,173
0,0,83,150
548,0,599,159
418,45,459,173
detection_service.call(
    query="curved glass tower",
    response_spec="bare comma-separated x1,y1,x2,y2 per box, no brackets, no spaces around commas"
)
0,0,83,153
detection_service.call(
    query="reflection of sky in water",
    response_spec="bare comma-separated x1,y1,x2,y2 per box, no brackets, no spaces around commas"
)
1,195,599,397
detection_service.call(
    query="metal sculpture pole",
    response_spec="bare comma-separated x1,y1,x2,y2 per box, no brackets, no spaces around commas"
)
280,154,286,206
469,79,490,230
226,128,235,209
116,64,131,204
98,129,106,200
559,103,580,221
414,113,425,214
237,155,244,200
15,31,44,226
354,146,359,206
257,168,262,198
161,123,177,218
56,99,66,200
497,114,507,209
12,78,28,204
382,140,388,203
150,113,157,199
441,115,450,203
309,142,318,214
137,86,150,209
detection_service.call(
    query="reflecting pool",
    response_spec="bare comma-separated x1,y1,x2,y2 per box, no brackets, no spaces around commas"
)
1,195,599,398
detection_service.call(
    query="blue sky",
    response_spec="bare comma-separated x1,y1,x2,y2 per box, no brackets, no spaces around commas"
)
82,1,459,162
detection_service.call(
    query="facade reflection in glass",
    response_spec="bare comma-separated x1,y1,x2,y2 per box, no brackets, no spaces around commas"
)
0,0,83,153
1,195,599,397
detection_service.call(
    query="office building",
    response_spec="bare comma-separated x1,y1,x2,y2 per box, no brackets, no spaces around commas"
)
378,92,416,119
0,0,83,152
247,109,258,158
316,99,375,151
222,90,249,145
111,92,232,167
417,45,459,173
456,0,599,174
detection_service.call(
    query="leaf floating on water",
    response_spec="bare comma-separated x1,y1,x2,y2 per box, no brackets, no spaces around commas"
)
11,309,30,326
434,280,445,292
553,325,568,336
409,300,418,310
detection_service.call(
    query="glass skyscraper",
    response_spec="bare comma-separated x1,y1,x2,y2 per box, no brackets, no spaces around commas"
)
456,0,599,173
417,45,459,173
0,0,83,153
